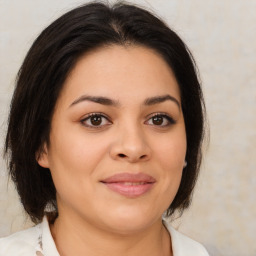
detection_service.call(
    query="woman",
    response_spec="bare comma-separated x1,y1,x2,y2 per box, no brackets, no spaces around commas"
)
0,2,208,255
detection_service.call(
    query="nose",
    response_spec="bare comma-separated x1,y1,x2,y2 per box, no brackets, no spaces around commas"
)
109,126,152,163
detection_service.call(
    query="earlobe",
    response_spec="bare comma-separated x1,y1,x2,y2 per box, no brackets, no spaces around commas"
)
36,145,50,168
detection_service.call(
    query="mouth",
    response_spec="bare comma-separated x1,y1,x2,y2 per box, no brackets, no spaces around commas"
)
100,172,156,198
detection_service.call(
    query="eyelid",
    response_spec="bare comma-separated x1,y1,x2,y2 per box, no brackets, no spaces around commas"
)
80,112,112,128
145,112,176,126
79,112,176,129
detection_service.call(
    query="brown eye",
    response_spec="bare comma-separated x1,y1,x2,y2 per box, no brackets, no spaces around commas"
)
90,115,102,126
146,113,176,127
81,113,111,128
152,116,164,125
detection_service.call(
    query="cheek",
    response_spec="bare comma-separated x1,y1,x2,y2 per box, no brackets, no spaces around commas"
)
154,132,186,170
46,134,108,207
151,130,186,197
47,128,111,185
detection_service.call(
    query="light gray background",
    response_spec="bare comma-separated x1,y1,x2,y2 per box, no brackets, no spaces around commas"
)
0,1,255,255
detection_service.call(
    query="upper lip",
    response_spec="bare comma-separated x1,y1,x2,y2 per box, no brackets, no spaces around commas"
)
101,172,156,183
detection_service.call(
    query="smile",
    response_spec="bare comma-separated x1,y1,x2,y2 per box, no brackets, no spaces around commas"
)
100,172,156,198
121,182,147,185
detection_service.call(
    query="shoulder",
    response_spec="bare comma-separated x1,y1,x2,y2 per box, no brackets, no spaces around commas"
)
0,223,41,256
0,216,59,256
163,221,210,256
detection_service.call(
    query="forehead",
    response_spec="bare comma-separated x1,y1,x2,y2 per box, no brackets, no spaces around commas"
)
58,45,181,106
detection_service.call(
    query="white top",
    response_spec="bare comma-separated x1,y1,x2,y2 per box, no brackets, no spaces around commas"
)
0,216,209,256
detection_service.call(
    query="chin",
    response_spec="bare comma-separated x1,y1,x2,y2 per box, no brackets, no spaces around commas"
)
101,207,161,235
107,220,154,235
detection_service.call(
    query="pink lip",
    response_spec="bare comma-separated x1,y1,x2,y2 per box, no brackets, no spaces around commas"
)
101,173,156,198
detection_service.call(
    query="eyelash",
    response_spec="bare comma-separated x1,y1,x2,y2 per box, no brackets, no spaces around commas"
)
80,113,112,129
145,113,176,127
80,112,176,129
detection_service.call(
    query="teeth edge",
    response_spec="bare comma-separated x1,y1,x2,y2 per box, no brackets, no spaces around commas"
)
123,182,147,185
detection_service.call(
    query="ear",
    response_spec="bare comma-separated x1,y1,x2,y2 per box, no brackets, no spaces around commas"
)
36,144,50,168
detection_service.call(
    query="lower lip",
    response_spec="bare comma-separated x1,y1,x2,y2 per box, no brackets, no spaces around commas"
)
102,182,154,198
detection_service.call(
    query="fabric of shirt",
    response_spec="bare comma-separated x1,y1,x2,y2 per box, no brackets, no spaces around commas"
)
0,216,209,256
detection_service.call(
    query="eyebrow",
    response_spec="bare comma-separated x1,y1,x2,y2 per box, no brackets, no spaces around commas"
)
69,94,180,108
70,95,120,107
143,94,180,108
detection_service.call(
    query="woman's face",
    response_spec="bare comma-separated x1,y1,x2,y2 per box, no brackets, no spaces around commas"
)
38,45,186,234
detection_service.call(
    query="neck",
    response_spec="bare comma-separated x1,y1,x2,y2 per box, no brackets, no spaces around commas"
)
50,211,172,256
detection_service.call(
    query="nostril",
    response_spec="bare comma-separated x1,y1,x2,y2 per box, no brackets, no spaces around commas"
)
118,153,126,158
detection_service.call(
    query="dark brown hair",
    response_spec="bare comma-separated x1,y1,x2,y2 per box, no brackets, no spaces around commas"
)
5,1,205,223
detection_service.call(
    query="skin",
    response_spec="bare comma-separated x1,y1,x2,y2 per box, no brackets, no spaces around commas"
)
38,45,187,256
